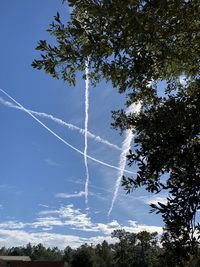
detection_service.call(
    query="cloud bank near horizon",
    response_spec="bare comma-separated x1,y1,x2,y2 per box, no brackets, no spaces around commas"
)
0,204,162,249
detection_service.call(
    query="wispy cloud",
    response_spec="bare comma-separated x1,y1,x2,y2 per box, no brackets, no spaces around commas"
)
0,204,163,248
127,220,163,234
139,195,168,206
0,222,162,248
42,226,53,231
0,204,163,234
38,205,94,232
55,191,85,199
0,228,114,249
0,221,26,230
39,204,49,208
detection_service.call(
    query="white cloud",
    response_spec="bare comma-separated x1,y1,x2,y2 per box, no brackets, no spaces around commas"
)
126,221,163,234
0,205,163,234
30,217,65,229
55,191,85,199
0,229,86,249
140,195,167,206
39,204,49,208
94,211,101,214
0,224,162,249
128,220,137,227
108,220,120,227
0,221,26,230
38,205,94,231
0,205,163,248
42,227,53,231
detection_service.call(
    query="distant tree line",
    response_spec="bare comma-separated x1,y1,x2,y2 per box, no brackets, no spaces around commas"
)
1,230,200,267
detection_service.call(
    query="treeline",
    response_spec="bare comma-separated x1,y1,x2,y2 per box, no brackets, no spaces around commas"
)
1,230,200,267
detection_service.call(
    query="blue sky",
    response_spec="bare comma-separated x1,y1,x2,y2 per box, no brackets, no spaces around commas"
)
0,0,165,248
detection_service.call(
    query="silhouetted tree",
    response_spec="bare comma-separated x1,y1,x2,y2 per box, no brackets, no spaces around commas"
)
71,244,95,267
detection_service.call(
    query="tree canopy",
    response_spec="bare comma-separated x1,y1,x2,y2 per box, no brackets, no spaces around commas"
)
32,0,199,100
32,0,200,263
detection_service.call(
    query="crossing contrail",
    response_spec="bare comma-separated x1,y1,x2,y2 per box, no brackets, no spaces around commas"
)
108,102,141,216
0,97,121,151
84,60,90,204
0,89,136,175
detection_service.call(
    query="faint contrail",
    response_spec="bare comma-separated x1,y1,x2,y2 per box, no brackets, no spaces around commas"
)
0,89,136,174
84,59,90,204
0,97,121,151
108,102,141,216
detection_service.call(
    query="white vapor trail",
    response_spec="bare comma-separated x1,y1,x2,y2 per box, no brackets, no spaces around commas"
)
0,89,136,174
108,102,141,216
0,97,121,151
84,60,90,204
